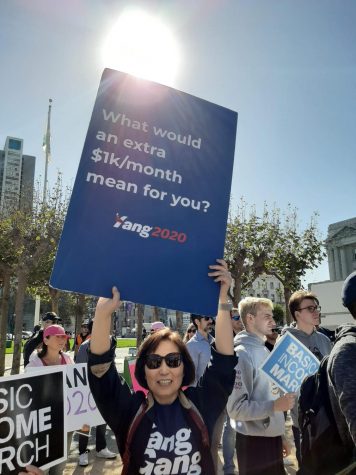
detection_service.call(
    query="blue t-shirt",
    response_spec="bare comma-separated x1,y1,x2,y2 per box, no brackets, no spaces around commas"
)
139,398,202,474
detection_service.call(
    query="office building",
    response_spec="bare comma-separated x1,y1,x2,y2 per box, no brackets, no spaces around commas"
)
0,136,36,212
245,274,285,305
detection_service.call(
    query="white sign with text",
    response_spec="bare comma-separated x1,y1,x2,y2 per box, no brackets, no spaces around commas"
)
65,364,105,431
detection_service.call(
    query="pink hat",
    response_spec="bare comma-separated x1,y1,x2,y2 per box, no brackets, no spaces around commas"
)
43,324,69,340
150,321,165,332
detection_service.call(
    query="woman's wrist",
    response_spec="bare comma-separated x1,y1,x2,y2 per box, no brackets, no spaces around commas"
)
218,290,230,304
218,301,232,311
94,308,113,320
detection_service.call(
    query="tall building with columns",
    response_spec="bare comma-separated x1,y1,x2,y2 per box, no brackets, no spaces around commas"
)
326,217,356,281
308,217,356,329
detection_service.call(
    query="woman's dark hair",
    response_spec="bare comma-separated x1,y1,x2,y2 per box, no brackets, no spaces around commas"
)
37,341,48,359
183,323,196,343
134,328,195,390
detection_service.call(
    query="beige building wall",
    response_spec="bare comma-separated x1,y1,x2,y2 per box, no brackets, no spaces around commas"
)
310,280,354,329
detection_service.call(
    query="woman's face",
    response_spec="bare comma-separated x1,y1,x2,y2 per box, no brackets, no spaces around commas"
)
186,326,196,341
44,335,67,352
144,339,184,405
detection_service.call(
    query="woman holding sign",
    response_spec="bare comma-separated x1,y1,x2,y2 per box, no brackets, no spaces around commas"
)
88,259,237,475
26,325,74,475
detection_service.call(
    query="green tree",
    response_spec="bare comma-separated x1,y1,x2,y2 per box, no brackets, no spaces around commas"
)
0,271,12,375
225,200,280,306
27,177,71,311
266,209,326,323
225,201,325,323
273,304,285,326
8,178,69,374
0,212,28,375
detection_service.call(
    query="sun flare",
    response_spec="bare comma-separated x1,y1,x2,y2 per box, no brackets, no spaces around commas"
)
102,9,180,87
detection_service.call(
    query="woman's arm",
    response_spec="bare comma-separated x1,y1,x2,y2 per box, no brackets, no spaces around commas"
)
90,286,121,355
186,260,237,430
88,286,138,447
208,259,233,355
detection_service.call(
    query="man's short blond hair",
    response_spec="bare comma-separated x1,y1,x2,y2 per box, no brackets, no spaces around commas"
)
238,297,273,327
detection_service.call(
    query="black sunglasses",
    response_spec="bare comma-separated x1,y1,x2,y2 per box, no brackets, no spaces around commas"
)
145,352,182,370
231,315,240,321
187,329,196,334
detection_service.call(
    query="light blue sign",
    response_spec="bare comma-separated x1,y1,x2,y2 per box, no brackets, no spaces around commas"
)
260,332,320,393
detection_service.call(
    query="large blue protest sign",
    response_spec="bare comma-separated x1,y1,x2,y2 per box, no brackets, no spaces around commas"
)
50,69,237,315
0,368,66,474
260,332,320,393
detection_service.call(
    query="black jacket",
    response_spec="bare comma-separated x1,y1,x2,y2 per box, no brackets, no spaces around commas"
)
328,325,356,451
88,339,237,475
23,330,44,366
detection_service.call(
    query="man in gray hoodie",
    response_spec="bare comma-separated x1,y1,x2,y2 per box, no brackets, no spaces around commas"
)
327,271,356,469
227,297,296,475
285,290,332,468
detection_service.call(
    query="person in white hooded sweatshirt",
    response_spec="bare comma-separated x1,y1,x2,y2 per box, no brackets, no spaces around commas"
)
227,297,296,475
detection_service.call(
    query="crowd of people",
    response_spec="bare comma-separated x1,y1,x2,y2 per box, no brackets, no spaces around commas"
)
21,313,118,474
19,263,356,475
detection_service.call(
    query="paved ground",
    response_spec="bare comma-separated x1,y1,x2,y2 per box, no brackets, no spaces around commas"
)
64,430,122,474
4,350,298,474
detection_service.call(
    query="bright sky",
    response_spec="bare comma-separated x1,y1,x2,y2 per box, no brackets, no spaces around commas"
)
1,0,355,285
